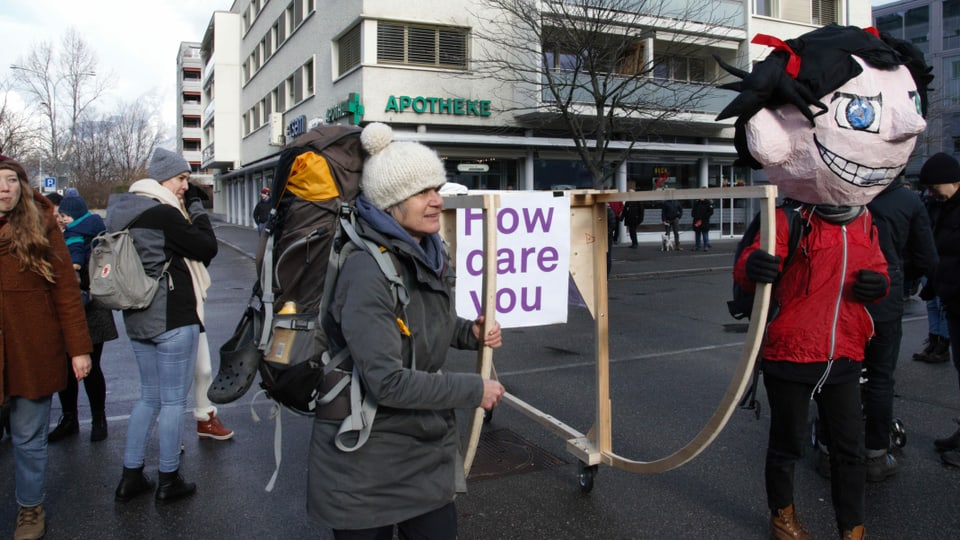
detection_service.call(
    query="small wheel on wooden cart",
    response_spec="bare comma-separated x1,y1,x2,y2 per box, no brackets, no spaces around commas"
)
483,409,493,424
890,418,906,448
577,463,597,493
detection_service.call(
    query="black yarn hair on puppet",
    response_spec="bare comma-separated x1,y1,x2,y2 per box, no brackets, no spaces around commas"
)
715,24,933,169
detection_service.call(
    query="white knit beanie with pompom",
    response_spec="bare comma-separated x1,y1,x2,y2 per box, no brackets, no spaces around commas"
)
360,122,447,210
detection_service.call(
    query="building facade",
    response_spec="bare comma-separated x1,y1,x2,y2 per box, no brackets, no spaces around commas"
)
189,0,872,230
875,0,960,181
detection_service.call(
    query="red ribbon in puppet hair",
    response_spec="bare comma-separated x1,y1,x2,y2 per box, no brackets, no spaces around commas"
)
863,27,880,38
752,34,801,79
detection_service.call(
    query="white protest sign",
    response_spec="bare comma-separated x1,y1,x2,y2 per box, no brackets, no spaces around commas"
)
455,192,570,328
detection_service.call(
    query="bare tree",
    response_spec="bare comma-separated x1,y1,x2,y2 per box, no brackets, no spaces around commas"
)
470,0,741,188
71,96,165,207
10,28,109,186
0,79,42,160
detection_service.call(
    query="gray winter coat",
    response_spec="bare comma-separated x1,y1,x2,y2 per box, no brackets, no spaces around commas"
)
307,216,484,530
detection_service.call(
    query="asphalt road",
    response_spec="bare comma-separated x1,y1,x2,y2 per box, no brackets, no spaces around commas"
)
1,221,957,539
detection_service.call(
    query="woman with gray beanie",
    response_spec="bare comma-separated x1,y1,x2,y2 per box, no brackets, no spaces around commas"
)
107,148,218,503
307,123,505,539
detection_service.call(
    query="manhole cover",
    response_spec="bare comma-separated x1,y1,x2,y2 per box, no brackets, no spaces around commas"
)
468,429,567,481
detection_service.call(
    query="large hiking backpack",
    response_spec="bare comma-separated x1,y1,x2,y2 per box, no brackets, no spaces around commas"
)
208,124,364,409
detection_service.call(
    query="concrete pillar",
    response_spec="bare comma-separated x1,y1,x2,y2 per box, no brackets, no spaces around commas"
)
699,156,709,188
525,148,535,191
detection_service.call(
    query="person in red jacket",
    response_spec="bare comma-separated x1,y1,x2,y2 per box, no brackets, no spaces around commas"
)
718,25,932,540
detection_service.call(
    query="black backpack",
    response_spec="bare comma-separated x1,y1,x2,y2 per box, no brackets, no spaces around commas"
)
727,202,805,321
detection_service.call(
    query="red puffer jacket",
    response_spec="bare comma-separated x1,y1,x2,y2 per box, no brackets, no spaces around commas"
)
734,206,888,364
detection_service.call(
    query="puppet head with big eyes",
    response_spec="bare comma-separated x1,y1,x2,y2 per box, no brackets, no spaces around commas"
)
716,24,933,207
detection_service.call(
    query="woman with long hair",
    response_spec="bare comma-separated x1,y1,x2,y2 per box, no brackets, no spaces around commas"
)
1,155,92,540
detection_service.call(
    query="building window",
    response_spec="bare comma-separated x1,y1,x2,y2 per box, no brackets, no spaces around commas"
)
811,0,838,26
377,22,468,69
755,0,774,17
905,5,930,53
338,24,361,76
304,58,314,96
653,54,706,83
945,0,960,50
944,56,960,107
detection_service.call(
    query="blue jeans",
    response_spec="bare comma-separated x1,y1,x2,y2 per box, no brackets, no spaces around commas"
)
9,396,53,507
694,228,711,249
124,325,199,473
923,277,948,337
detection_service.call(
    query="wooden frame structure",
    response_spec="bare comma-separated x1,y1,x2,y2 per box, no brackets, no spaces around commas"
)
441,186,778,488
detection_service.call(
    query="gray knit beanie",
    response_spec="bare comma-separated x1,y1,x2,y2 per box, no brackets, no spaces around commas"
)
360,123,446,210
148,148,190,182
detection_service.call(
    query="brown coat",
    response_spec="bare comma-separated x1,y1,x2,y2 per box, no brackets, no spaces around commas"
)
0,191,92,401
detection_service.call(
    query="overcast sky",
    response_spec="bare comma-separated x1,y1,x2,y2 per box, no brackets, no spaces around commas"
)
1,0,234,138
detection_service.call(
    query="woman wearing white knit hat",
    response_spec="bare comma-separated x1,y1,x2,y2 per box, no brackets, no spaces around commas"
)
307,123,505,539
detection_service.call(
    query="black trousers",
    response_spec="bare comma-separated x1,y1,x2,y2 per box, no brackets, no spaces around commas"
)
764,374,865,533
57,342,107,416
333,502,457,540
862,319,901,451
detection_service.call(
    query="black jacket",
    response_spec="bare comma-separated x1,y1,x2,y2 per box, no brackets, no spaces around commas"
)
691,199,714,230
866,182,939,321
929,188,960,317
661,200,682,222
622,201,644,227
253,198,272,224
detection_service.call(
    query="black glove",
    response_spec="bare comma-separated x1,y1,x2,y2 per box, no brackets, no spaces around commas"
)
852,269,888,303
919,282,936,301
184,183,209,203
745,250,781,284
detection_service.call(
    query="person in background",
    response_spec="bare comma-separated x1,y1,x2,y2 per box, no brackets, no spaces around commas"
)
660,199,683,251
1,155,92,540
911,187,951,364
915,152,960,468
691,198,714,251
253,187,272,233
307,123,505,539
107,148,220,504
46,191,119,443
622,196,644,249
846,179,937,481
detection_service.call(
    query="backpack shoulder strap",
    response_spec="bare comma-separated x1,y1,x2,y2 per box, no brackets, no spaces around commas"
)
331,206,412,452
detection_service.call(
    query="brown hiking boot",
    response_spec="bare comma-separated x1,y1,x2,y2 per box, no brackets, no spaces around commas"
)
197,411,234,440
14,504,45,540
841,525,865,539
770,504,811,540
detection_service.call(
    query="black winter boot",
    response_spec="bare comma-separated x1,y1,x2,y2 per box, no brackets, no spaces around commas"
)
90,413,108,442
923,335,951,364
47,413,79,442
156,469,196,503
935,419,960,452
912,334,937,361
115,466,155,502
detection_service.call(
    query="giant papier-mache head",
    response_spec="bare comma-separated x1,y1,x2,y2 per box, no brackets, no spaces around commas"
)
717,24,933,207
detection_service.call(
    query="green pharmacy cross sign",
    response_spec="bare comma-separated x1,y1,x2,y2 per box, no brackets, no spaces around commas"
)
326,93,364,125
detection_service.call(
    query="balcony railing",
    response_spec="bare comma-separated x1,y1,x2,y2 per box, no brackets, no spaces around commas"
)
540,72,736,115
